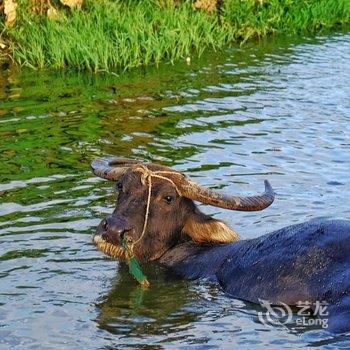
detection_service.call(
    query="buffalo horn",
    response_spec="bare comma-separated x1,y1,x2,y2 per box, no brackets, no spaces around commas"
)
177,178,275,211
91,157,139,181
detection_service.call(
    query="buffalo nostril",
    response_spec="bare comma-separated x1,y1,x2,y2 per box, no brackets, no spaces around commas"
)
119,229,127,240
105,216,131,239
102,219,108,231
119,226,132,238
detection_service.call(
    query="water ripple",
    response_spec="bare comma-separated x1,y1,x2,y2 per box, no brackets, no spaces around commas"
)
0,32,349,349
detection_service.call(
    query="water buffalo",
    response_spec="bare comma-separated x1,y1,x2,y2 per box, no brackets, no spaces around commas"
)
91,157,350,334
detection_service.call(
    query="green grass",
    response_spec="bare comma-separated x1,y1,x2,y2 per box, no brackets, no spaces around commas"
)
222,0,350,42
2,0,350,71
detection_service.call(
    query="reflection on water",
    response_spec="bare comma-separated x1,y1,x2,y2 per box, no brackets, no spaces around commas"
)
0,32,350,349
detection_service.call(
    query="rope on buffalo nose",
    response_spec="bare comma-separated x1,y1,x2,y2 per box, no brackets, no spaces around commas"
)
121,164,182,287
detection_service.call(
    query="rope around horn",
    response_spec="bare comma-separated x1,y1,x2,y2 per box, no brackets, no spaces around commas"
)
121,164,183,287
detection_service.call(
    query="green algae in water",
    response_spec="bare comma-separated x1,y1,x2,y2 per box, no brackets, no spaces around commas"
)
0,249,48,261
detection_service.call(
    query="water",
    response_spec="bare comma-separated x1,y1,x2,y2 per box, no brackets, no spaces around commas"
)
0,32,350,349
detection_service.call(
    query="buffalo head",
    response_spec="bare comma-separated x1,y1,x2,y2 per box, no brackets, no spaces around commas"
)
91,157,275,261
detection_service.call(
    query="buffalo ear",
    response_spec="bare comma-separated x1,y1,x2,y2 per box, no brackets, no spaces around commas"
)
183,211,239,244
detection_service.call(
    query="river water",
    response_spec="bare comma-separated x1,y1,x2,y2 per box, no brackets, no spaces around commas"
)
0,32,349,349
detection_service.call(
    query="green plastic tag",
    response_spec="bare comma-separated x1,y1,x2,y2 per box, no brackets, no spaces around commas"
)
122,237,150,287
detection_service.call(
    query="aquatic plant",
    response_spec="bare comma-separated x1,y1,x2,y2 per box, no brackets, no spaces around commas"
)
222,0,350,42
1,0,349,70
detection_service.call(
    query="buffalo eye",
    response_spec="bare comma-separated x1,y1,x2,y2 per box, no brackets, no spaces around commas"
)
164,195,174,204
116,181,123,191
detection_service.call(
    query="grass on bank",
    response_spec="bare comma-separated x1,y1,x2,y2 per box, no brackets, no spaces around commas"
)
1,0,350,71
